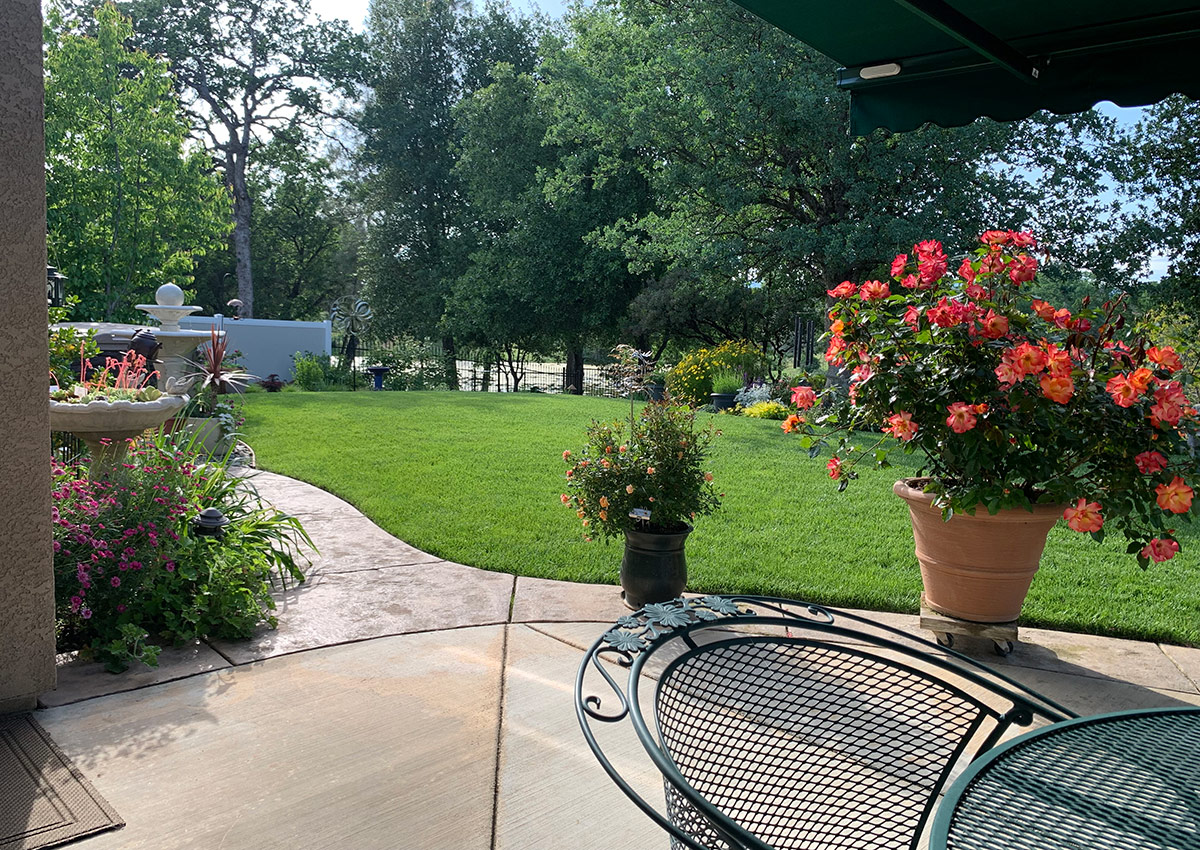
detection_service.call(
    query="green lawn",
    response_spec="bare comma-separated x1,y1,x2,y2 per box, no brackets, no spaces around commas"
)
243,392,1200,646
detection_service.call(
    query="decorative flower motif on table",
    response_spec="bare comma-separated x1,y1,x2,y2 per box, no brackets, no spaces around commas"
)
601,596,752,656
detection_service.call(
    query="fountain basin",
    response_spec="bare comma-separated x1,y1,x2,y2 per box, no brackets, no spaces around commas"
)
50,395,188,475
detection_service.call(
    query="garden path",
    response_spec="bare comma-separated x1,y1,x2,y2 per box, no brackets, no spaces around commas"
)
31,471,1200,849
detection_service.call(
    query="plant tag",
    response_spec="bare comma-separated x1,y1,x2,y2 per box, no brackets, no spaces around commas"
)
629,508,651,521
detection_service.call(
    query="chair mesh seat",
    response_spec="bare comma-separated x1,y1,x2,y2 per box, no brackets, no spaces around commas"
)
656,639,986,850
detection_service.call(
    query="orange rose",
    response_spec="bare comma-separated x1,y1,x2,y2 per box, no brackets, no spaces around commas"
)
1156,477,1194,514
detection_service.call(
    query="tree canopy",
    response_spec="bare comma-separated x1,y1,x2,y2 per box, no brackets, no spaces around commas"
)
116,0,365,317
41,0,1187,369
45,2,229,322
359,0,541,384
537,0,1147,355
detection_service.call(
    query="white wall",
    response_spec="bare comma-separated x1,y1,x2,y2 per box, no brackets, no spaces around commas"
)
179,315,331,381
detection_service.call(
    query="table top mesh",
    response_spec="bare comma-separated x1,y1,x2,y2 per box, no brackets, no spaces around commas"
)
944,710,1200,850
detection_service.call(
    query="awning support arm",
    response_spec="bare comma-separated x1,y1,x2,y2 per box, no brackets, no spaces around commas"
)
888,0,1042,82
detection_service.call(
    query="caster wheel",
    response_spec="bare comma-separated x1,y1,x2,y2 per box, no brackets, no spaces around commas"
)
994,640,1014,657
935,632,954,648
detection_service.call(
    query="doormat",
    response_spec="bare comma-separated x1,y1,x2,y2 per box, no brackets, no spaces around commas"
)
0,713,123,850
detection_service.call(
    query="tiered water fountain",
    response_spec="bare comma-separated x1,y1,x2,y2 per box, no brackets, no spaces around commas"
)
50,284,222,475
136,283,218,388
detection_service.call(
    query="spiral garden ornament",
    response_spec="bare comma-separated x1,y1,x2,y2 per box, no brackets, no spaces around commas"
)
330,297,373,337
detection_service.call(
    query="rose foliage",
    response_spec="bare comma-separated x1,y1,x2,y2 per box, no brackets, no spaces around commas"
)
791,231,1200,567
53,431,310,671
562,403,720,540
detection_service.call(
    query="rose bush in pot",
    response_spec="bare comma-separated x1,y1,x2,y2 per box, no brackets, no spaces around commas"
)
788,230,1200,619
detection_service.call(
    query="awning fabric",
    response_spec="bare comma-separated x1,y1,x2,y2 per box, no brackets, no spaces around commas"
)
728,0,1200,133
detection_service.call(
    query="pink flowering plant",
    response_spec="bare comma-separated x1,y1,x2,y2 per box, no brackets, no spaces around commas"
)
561,403,721,540
53,430,310,671
789,230,1200,566
50,348,162,403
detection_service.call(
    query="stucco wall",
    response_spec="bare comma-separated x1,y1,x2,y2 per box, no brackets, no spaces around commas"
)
0,0,57,711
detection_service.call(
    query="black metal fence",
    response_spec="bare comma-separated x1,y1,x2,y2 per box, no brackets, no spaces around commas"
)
51,430,88,463
335,336,624,396
335,321,820,396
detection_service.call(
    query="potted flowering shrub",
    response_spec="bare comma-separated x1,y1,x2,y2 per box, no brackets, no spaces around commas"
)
562,403,720,607
788,230,1199,622
563,347,721,607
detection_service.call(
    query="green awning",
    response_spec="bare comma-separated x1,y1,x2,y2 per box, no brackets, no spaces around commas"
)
728,0,1200,133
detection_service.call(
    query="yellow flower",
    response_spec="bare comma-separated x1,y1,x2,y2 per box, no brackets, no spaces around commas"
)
599,496,609,508
626,484,634,494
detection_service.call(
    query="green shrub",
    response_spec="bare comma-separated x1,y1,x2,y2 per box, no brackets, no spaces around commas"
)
743,400,790,420
49,297,98,387
374,338,450,390
291,352,326,391
52,431,311,671
666,340,767,406
290,351,355,391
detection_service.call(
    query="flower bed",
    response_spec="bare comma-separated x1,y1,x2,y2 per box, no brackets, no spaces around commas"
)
52,431,310,671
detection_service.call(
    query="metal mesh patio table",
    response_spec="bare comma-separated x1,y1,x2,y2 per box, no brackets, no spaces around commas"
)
930,706,1200,850
576,595,1076,850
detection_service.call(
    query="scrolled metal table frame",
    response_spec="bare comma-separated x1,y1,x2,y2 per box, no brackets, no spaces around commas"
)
575,595,1076,850
929,706,1200,850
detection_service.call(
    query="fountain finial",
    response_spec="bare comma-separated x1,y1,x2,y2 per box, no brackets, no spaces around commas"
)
137,286,201,332
156,282,185,307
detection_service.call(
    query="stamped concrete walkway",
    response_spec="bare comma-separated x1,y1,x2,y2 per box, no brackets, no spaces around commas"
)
33,471,1200,849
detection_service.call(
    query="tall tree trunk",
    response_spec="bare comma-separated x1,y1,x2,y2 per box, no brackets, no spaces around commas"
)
441,334,459,390
565,346,584,395
231,181,254,318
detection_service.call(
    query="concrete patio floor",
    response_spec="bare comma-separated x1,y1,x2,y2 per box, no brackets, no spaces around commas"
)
32,471,1200,849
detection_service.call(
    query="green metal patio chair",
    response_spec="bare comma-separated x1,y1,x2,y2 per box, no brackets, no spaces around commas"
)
575,595,1076,850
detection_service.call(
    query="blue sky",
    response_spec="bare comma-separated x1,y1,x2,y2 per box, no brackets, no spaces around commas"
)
310,0,570,30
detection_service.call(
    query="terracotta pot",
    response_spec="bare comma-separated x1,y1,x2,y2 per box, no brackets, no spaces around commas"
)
893,479,1062,623
621,526,691,609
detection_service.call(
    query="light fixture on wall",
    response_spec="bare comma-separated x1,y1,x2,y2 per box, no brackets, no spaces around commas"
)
46,266,66,307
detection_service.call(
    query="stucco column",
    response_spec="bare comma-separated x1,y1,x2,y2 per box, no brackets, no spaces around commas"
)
0,0,56,712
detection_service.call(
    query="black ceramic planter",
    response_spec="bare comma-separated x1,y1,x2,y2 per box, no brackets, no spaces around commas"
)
620,526,692,609
710,392,737,411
